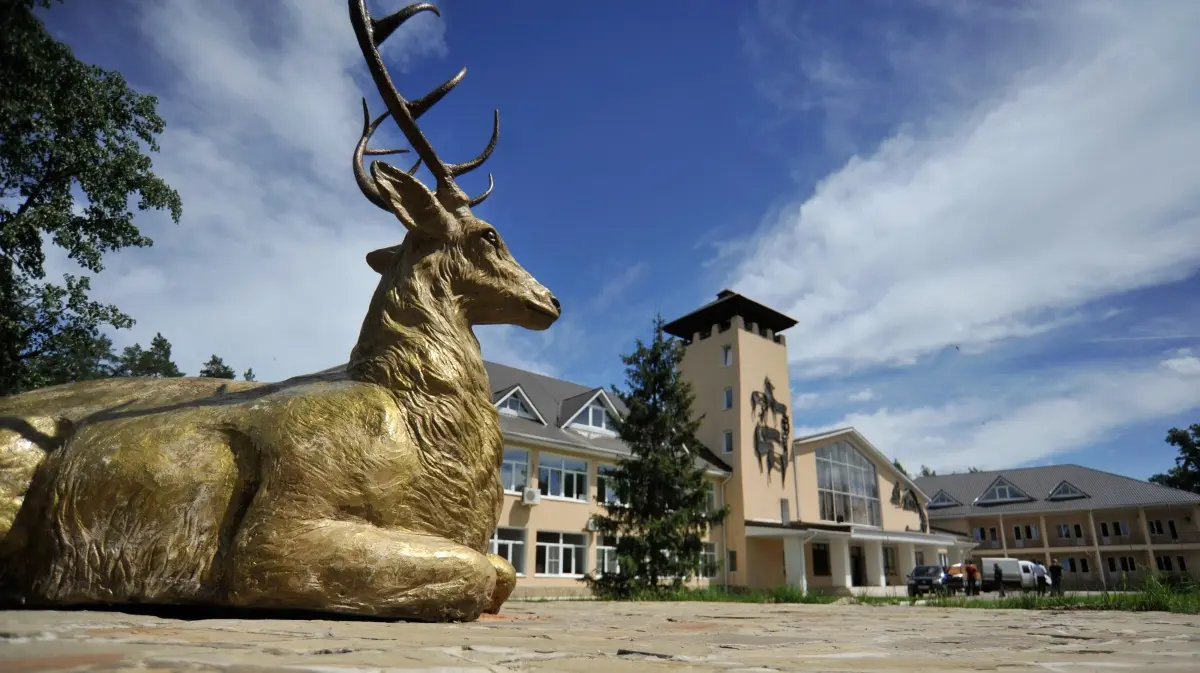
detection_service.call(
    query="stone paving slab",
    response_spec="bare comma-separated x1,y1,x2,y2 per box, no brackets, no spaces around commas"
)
1,601,1197,672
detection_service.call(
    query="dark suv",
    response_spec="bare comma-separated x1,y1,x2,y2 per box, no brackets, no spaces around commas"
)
907,564,946,597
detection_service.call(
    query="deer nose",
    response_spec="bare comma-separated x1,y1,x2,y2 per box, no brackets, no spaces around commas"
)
550,295,561,311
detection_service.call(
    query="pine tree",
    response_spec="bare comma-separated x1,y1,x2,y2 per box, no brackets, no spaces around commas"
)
199,354,235,379
111,332,184,377
585,314,729,598
243,367,256,382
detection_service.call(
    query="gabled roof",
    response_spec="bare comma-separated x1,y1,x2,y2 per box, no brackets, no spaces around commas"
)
1046,480,1089,501
494,384,547,425
558,387,616,428
974,475,1034,506
915,464,1200,517
793,426,929,501
928,489,961,509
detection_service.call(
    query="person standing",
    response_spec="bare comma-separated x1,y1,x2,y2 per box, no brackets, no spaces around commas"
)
994,562,1005,597
965,561,978,596
1049,559,1064,596
1033,561,1047,596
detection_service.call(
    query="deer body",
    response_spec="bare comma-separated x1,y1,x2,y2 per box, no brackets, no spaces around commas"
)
0,1,558,621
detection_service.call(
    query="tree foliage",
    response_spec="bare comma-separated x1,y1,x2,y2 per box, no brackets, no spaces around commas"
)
199,354,235,379
892,458,909,477
584,315,729,598
243,367,256,382
1,0,182,395
1149,424,1200,494
919,465,937,478
110,332,183,378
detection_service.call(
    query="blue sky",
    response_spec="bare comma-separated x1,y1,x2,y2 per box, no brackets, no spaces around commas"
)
39,0,1200,479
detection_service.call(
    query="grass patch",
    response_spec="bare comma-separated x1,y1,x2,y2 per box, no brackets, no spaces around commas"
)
618,585,839,604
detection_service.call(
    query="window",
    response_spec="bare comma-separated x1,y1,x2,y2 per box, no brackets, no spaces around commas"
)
1178,556,1188,572
1073,523,1084,538
705,481,719,513
490,528,526,575
1168,520,1178,539
883,547,897,574
973,527,986,542
928,490,960,508
914,550,925,566
500,448,530,493
726,549,738,573
535,532,587,576
975,476,1030,505
1107,557,1117,573
701,542,718,578
573,400,617,432
1156,555,1174,571
596,536,620,575
721,345,733,367
538,454,589,501
815,441,882,526
1024,524,1038,540
497,391,538,421
779,498,790,524
812,543,830,576
1117,556,1136,572
1110,521,1128,537
1080,557,1089,573
722,430,734,454
1149,520,1164,535
1057,523,1072,539
989,527,997,541
597,466,622,505
1013,526,1022,541
1046,480,1088,501
722,387,733,409
1100,522,1110,537
1067,558,1077,572
938,552,949,567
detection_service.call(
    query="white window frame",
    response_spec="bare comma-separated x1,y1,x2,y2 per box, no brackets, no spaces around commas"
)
722,387,733,410
705,481,720,513
1057,523,1072,539
721,345,733,367
490,528,526,576
722,430,734,454
596,536,620,576
500,448,530,494
537,453,589,502
927,490,959,508
535,531,587,577
975,477,1030,505
597,465,623,506
701,542,718,578
495,387,544,423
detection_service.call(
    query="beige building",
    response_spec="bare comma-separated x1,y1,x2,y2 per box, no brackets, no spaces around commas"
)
916,466,1200,588
489,290,972,597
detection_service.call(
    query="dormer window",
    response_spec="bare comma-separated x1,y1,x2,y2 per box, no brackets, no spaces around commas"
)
495,387,543,423
927,489,960,509
974,476,1032,505
576,401,617,432
1047,480,1089,501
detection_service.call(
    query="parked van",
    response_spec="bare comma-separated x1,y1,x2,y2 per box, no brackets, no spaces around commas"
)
979,557,1036,592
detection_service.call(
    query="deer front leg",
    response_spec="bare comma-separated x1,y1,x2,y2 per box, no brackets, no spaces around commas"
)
225,518,497,622
484,552,517,614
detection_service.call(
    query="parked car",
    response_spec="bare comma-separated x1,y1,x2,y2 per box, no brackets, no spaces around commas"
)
943,563,964,594
979,557,1036,593
907,564,948,597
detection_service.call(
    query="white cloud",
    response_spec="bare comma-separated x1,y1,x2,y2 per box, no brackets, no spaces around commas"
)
730,1,1200,376
43,0,555,382
795,351,1200,472
847,388,877,403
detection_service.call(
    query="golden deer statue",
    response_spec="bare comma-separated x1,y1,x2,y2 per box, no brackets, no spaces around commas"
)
0,0,559,622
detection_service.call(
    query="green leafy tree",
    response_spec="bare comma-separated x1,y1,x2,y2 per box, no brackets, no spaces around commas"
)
892,458,909,477
111,332,183,378
1,0,182,395
243,367,256,382
584,315,729,598
198,354,235,379
919,465,937,478
1149,424,1200,494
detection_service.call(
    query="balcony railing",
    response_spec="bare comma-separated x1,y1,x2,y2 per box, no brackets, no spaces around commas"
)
1096,533,1144,546
1049,536,1091,548
1149,529,1200,544
972,539,1003,550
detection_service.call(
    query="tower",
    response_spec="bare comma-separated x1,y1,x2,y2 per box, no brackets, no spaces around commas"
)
663,289,798,588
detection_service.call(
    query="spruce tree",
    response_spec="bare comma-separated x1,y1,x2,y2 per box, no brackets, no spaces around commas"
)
585,314,729,598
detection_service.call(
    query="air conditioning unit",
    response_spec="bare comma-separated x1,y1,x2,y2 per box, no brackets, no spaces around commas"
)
521,488,541,506
585,517,600,532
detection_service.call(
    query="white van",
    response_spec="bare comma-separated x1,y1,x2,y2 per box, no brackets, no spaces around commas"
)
979,557,1036,592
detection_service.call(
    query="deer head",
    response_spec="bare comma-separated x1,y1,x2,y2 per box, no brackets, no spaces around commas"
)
349,0,560,331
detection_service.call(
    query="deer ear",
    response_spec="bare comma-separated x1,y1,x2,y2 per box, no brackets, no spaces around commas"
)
371,162,457,238
366,245,401,274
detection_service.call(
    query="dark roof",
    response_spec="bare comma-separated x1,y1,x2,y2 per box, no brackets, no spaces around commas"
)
915,464,1200,518
663,289,798,340
481,360,728,474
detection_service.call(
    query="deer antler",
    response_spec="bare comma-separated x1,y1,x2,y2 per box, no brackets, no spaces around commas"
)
350,1,498,210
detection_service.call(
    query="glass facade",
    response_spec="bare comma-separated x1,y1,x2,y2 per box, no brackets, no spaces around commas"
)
816,440,882,526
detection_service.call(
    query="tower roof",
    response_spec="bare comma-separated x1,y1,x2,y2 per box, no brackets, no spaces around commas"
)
663,289,797,339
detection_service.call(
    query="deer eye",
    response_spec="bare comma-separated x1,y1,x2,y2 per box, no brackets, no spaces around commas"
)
481,229,500,248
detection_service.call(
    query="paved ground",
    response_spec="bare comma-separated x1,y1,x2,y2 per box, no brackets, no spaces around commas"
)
2,600,1197,672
